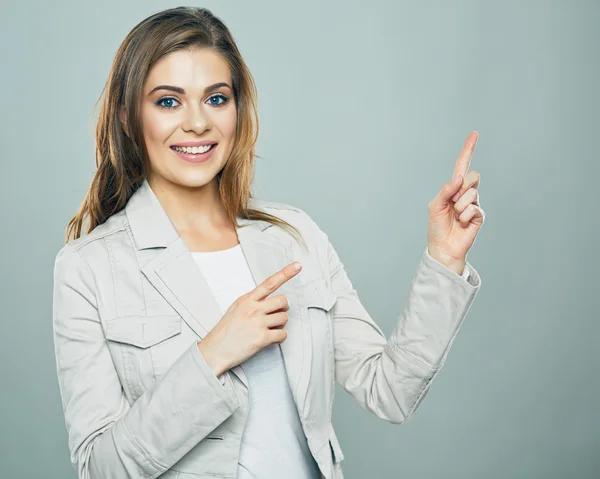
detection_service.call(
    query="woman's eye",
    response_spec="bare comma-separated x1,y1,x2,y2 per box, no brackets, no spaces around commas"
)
155,97,180,109
207,94,228,106
155,94,228,109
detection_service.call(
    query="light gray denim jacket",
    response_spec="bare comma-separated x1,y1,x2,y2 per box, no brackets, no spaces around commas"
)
52,178,481,478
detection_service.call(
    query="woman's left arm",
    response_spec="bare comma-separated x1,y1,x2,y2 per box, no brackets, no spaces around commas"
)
325,238,481,424
320,131,485,424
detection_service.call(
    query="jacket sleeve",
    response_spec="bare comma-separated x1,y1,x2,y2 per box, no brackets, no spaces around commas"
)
322,231,481,424
52,244,240,479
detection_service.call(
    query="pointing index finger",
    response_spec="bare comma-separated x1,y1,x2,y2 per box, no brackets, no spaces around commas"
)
249,262,302,301
453,131,479,180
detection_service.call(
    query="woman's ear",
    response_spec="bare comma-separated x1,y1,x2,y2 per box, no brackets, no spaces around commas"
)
119,107,129,138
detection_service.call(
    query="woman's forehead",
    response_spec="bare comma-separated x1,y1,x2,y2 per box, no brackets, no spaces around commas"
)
144,48,231,94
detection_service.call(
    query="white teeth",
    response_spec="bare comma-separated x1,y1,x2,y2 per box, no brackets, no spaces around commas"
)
173,145,213,154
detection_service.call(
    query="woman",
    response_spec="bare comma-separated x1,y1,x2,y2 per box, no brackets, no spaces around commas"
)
53,6,485,479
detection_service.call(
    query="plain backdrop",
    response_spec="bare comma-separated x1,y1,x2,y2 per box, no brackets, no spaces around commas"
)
1,1,598,478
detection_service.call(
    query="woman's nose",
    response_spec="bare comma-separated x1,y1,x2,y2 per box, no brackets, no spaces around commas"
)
182,103,211,133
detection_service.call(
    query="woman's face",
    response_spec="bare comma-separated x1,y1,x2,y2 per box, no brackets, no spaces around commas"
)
137,47,237,189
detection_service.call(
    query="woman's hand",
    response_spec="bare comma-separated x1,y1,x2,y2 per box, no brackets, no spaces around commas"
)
427,131,486,275
197,261,303,377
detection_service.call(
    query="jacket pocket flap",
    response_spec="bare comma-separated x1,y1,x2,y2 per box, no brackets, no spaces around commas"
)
301,278,337,311
105,314,181,349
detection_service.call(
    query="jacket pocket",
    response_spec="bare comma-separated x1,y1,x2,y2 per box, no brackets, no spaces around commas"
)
105,314,181,348
300,278,338,421
301,278,337,312
104,314,184,399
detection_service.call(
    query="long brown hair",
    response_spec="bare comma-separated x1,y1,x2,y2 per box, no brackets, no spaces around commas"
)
65,6,305,248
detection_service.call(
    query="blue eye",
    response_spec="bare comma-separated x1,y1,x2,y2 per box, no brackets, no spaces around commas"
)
154,93,229,109
155,97,180,109
207,94,228,106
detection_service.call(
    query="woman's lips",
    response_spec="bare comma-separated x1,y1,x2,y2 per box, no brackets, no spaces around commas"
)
170,144,217,163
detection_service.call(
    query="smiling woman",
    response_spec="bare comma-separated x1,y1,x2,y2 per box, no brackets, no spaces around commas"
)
53,5,483,479
66,6,304,249
132,51,237,177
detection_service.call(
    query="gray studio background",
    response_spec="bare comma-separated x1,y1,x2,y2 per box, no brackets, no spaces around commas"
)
1,1,598,478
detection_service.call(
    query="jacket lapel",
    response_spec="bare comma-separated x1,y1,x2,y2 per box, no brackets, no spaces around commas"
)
124,179,308,402
234,224,308,406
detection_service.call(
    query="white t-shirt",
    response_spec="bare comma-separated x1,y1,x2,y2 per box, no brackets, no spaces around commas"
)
191,244,321,479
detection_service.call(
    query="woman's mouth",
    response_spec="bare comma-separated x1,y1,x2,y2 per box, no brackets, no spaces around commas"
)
170,144,217,163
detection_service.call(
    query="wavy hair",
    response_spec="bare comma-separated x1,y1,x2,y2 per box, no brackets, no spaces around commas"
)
65,6,305,248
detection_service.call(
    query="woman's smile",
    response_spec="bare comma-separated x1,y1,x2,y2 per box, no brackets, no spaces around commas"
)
170,143,218,163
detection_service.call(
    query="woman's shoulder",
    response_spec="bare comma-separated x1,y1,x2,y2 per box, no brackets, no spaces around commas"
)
54,210,128,269
248,196,303,214
249,197,324,235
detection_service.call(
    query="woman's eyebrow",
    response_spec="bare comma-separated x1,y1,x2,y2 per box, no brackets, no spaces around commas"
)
147,82,232,96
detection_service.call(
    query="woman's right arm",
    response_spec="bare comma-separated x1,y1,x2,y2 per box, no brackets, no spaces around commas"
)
52,244,240,479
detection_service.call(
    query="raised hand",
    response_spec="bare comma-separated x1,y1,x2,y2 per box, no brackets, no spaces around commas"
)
197,261,303,377
427,131,486,275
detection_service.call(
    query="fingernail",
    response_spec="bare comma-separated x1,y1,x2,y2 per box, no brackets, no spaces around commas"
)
452,192,461,202
292,262,301,270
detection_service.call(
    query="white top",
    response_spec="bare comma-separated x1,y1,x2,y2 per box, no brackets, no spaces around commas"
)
191,244,321,479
